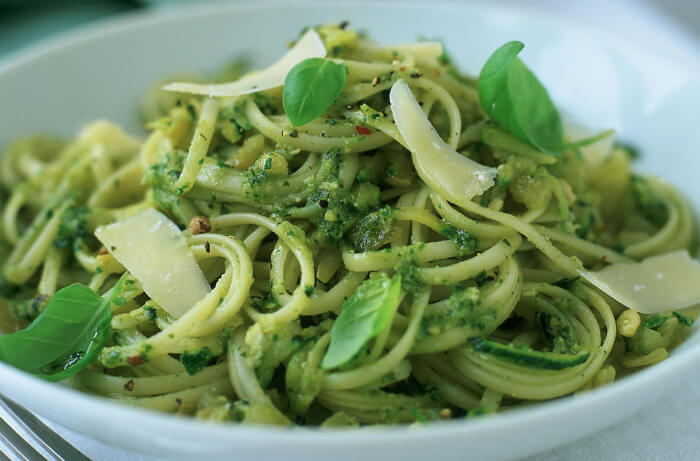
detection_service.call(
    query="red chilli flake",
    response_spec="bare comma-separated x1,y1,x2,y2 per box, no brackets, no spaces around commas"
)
399,66,406,71
355,125,373,136
127,355,143,367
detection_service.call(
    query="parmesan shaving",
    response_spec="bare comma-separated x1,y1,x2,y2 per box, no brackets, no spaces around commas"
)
163,30,326,97
389,79,496,205
94,208,210,319
579,250,700,314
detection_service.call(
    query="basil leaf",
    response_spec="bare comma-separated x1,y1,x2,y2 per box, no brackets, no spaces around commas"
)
0,281,121,381
478,41,563,154
322,273,401,370
283,58,347,126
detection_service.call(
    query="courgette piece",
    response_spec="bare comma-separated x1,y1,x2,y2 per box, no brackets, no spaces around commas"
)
468,337,590,370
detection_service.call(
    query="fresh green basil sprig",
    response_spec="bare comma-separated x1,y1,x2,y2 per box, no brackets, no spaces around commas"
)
478,41,563,154
283,57,347,127
0,278,124,381
322,273,401,370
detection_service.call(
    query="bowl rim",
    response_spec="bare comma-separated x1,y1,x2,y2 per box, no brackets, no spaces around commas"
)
1,0,699,449
3,0,699,75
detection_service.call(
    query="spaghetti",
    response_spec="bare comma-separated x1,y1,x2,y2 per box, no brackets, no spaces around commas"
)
0,23,697,426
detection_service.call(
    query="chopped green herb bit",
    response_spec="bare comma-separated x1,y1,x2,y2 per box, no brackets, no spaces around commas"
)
180,347,213,376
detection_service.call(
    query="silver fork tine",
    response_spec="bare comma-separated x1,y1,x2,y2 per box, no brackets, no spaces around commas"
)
0,397,91,461
0,400,56,461
0,411,45,461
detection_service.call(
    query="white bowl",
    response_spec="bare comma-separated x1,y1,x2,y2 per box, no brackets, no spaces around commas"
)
1,2,700,460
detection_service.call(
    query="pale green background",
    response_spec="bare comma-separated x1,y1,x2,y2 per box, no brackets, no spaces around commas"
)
1,0,700,60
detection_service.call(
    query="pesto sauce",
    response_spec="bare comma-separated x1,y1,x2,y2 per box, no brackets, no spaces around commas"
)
439,223,478,257
536,311,581,354
394,252,425,295
181,347,213,375
306,149,383,247
349,206,396,252
420,283,496,337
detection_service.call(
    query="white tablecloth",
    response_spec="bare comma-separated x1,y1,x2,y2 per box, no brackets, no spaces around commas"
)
528,370,700,461
9,0,700,459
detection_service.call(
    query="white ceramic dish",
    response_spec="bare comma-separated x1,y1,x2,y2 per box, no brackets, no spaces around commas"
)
1,2,700,460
